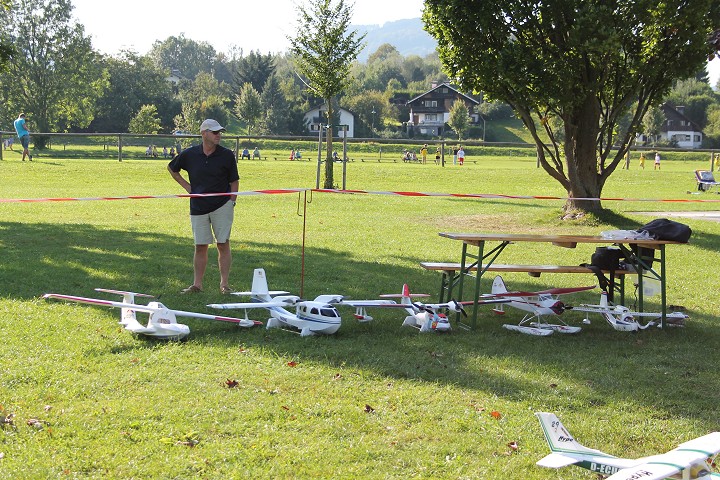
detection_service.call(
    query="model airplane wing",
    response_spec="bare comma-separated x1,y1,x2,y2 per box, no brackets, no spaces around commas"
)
605,432,720,480
44,293,162,314
207,301,291,310
338,300,398,307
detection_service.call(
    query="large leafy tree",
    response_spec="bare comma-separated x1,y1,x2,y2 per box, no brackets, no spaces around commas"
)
0,0,107,146
233,50,276,93
233,82,263,135
149,34,216,81
0,0,13,67
424,0,720,213
173,72,230,133
90,51,177,133
289,0,365,189
448,99,470,141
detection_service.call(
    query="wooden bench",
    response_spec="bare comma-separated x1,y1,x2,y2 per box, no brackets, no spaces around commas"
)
420,262,633,303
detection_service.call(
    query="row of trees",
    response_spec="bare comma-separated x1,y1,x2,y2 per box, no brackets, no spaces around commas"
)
0,0,449,147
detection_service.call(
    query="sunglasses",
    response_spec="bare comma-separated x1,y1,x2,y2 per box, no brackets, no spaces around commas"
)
210,130,223,135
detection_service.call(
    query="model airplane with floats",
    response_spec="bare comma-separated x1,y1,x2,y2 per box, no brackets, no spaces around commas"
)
208,268,351,336
44,288,262,340
536,412,720,479
570,291,689,331
490,276,595,336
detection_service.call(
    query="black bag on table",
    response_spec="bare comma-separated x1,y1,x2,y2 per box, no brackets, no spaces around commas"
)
636,218,692,243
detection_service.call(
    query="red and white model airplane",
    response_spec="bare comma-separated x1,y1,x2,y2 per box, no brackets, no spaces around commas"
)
44,288,261,340
537,412,720,479
490,276,595,336
340,284,509,333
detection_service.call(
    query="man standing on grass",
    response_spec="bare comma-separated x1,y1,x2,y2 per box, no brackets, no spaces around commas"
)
167,119,239,295
13,113,32,161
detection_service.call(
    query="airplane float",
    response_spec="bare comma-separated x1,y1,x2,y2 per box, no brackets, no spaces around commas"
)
536,412,720,479
44,288,261,340
490,276,595,336
208,268,349,336
570,291,689,332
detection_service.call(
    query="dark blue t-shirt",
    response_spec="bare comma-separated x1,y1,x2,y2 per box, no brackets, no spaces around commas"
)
168,144,240,215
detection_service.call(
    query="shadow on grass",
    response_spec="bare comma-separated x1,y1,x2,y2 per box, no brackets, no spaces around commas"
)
2,220,719,425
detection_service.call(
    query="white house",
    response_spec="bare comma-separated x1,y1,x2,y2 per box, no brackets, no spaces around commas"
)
303,105,355,138
660,103,703,149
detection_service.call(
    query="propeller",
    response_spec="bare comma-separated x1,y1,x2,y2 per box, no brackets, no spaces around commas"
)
447,299,468,317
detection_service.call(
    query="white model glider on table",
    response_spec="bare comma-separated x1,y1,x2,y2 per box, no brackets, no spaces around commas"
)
490,276,595,336
536,412,720,479
44,288,261,340
570,291,688,331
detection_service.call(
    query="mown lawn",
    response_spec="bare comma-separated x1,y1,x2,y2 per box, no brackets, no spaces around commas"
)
1,148,719,479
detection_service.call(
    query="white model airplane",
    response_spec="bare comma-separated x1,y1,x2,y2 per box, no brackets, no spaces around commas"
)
208,268,347,336
570,291,689,331
536,412,720,479
340,284,458,332
44,288,261,340
490,276,595,336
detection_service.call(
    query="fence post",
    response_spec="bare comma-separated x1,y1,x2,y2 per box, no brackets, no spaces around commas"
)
0,133,3,161
118,134,123,162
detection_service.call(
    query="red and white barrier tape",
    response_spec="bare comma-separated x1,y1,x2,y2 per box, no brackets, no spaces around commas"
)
2,188,720,203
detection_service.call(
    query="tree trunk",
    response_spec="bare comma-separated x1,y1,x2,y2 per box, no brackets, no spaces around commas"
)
323,101,334,189
562,96,605,213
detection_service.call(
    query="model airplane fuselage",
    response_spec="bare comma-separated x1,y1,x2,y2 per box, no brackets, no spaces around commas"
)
536,412,720,480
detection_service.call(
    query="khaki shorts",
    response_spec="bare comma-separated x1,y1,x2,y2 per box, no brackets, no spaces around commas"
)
190,200,234,245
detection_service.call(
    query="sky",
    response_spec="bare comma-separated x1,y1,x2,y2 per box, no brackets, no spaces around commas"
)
71,0,425,56
71,0,719,88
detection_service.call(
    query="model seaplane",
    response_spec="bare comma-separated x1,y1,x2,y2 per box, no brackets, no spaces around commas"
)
490,276,595,336
208,268,352,336
536,412,720,479
44,288,261,340
343,284,509,332
570,291,689,331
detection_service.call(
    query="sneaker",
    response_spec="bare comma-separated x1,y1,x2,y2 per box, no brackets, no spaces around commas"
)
181,285,202,294
28,155,32,161
220,286,233,295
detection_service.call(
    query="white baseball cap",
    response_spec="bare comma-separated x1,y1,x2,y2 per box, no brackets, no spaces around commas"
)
200,119,226,132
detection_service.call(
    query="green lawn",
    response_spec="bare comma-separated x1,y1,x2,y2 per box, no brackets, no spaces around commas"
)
1,149,720,479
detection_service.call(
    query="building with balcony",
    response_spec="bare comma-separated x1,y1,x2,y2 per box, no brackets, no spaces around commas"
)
406,82,481,137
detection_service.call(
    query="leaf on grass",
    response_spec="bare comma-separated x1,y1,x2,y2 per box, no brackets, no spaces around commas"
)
364,404,375,413
490,410,502,420
176,439,198,447
44,405,52,412
27,418,44,429
429,351,443,358
0,452,4,459
225,379,239,388
507,441,519,451
333,373,342,380
287,361,298,367
281,405,290,411
469,403,485,412
549,383,558,389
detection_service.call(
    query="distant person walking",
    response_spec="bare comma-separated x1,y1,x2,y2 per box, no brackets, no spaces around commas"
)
452,145,459,165
420,144,428,164
435,146,441,165
13,113,32,161
654,152,661,170
457,146,465,166
167,119,239,295
639,152,645,170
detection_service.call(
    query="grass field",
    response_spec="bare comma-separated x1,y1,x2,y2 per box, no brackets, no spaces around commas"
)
1,145,720,479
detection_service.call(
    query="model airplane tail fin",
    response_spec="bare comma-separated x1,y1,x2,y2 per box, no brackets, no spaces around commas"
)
491,276,508,295
600,291,609,308
536,412,606,457
251,268,272,301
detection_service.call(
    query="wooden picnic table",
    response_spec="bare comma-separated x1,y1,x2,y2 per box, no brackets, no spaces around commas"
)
433,232,683,330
